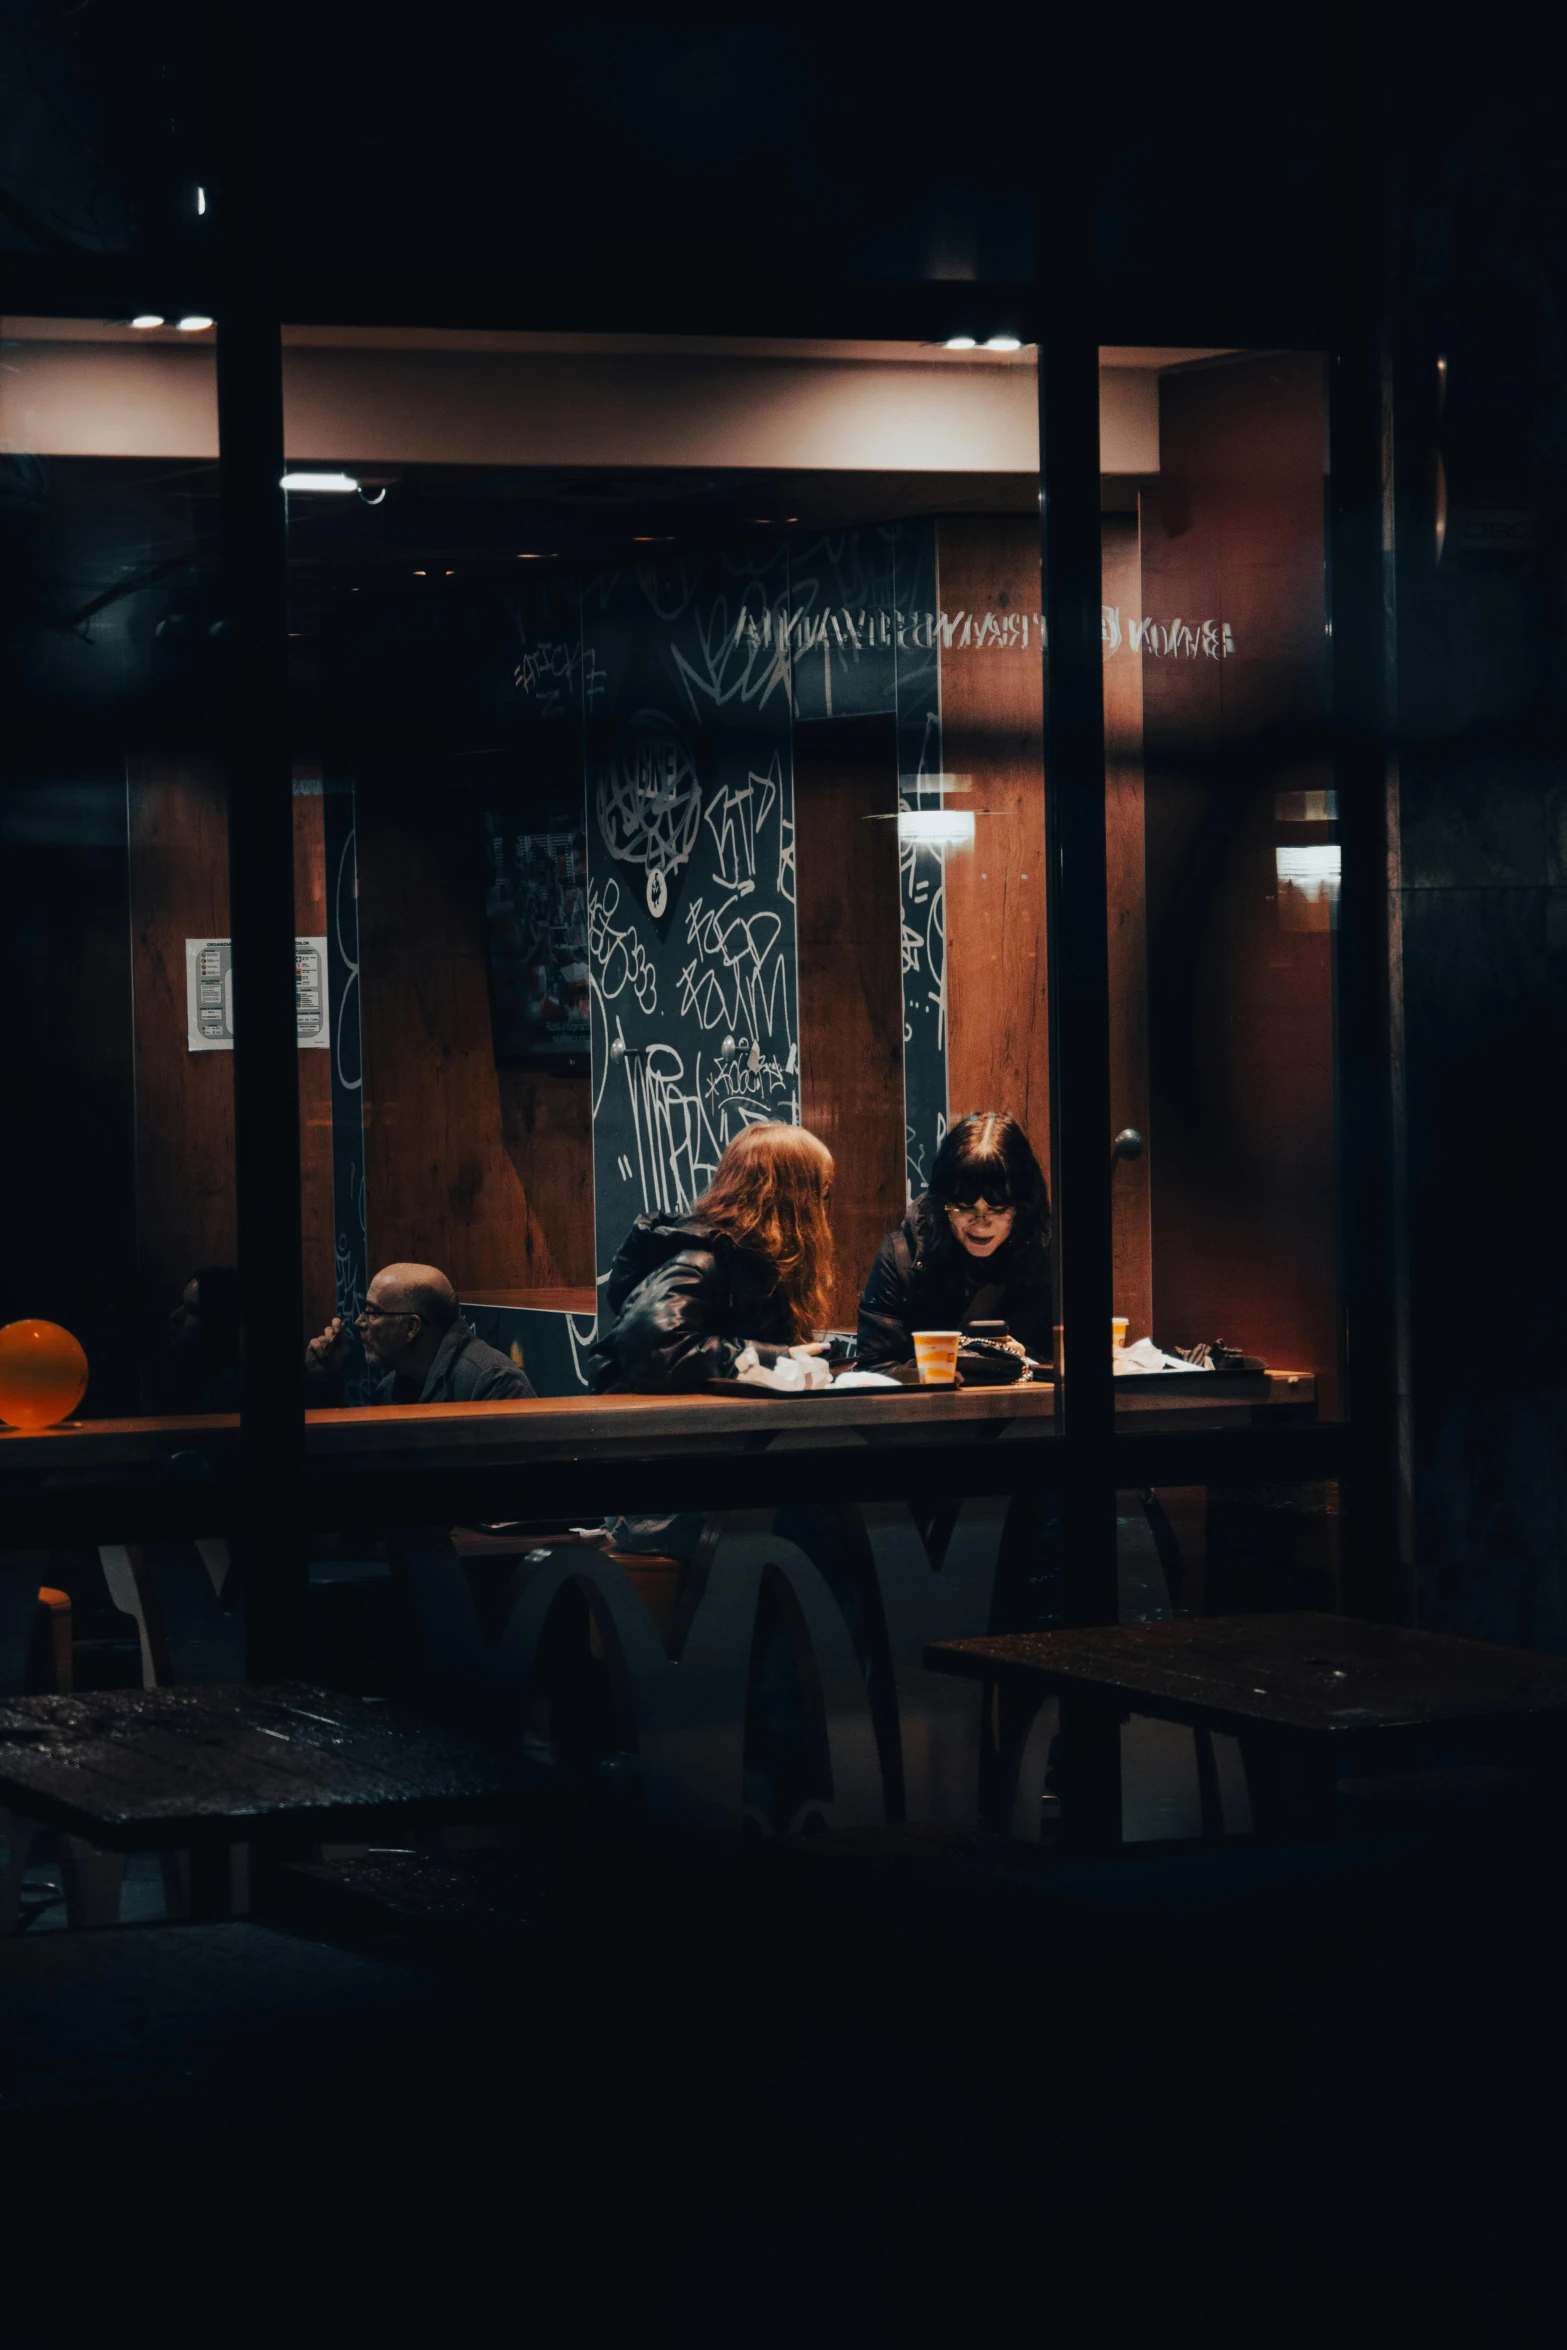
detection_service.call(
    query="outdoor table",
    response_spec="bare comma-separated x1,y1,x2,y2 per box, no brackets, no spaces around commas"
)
0,1682,543,1917
924,1612,1567,1851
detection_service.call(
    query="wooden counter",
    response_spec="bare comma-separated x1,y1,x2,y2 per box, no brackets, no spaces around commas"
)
0,1372,1315,1478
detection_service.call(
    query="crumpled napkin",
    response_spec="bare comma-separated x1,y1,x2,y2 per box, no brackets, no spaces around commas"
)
1113,1335,1209,1376
732,1347,831,1392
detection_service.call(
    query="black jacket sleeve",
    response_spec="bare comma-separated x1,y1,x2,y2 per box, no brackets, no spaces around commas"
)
856,1232,915,1370
604,1248,783,1391
461,1354,537,1401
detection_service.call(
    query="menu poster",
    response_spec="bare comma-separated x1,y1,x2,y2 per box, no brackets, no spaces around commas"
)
185,937,331,1052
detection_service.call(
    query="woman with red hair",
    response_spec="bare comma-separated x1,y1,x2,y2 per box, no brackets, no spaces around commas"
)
588,1120,835,1392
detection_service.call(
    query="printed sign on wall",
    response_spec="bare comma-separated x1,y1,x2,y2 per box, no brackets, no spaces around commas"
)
185,937,332,1052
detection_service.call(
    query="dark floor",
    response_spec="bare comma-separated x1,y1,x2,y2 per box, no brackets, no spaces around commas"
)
0,1825,1561,2349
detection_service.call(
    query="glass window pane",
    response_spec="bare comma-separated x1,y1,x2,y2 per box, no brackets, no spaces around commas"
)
0,5,212,259
282,327,1057,1430
1104,345,1339,1418
0,316,236,1463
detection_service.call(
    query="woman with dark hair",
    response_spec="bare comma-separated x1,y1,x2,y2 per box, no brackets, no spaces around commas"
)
588,1121,836,1392
857,1110,1054,1371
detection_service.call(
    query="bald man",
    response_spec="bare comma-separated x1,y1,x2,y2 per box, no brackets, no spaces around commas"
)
305,1262,535,1404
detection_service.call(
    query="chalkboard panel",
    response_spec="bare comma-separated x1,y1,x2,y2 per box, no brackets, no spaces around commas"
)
462,1301,594,1396
787,527,898,721
584,545,798,1288
892,520,948,1199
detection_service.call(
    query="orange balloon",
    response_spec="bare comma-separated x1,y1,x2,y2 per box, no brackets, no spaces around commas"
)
0,1320,89,1430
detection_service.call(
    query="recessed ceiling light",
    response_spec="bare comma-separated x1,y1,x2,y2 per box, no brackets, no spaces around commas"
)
984,335,1023,352
517,551,557,560
894,810,977,847
281,471,360,493
175,315,214,332
414,568,426,577
944,335,977,351
129,314,164,331
633,534,673,543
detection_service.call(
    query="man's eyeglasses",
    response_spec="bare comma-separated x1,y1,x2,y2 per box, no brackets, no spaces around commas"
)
356,1304,418,1323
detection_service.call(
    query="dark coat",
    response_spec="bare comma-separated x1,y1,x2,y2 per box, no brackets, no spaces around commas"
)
587,1213,795,1392
856,1198,1054,1371
372,1315,536,1404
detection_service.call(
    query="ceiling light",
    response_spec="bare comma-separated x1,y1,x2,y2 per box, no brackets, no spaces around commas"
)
1275,844,1341,899
175,315,214,332
196,186,207,216
281,471,360,493
129,314,164,331
633,534,672,543
943,335,977,351
517,551,557,560
894,810,976,847
984,335,1023,352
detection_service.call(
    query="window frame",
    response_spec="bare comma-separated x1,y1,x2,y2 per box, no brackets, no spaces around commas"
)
0,41,1392,1665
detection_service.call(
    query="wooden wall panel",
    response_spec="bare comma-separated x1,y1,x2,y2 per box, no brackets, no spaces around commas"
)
0,776,138,1412
937,516,1050,1178
128,767,341,1344
794,716,906,1329
1103,514,1154,1345
293,784,336,1340
128,758,235,1315
355,782,592,1294
1140,354,1338,1403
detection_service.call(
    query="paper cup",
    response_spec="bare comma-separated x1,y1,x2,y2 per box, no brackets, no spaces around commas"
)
913,1329,961,1385
1112,1316,1128,1351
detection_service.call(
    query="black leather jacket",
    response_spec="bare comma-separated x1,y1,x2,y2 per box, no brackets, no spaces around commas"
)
587,1213,796,1392
856,1198,1055,1371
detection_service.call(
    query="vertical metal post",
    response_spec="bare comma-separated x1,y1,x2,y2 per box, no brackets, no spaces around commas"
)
1039,130,1117,1628
1330,10,1400,1619
213,4,309,1676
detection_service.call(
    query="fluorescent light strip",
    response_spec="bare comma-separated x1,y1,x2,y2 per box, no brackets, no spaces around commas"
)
897,811,975,847
1275,845,1341,897
281,472,361,493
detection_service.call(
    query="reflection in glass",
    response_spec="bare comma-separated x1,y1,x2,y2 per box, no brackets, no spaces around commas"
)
0,317,233,1423
1104,347,1340,1414
280,329,1054,1400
